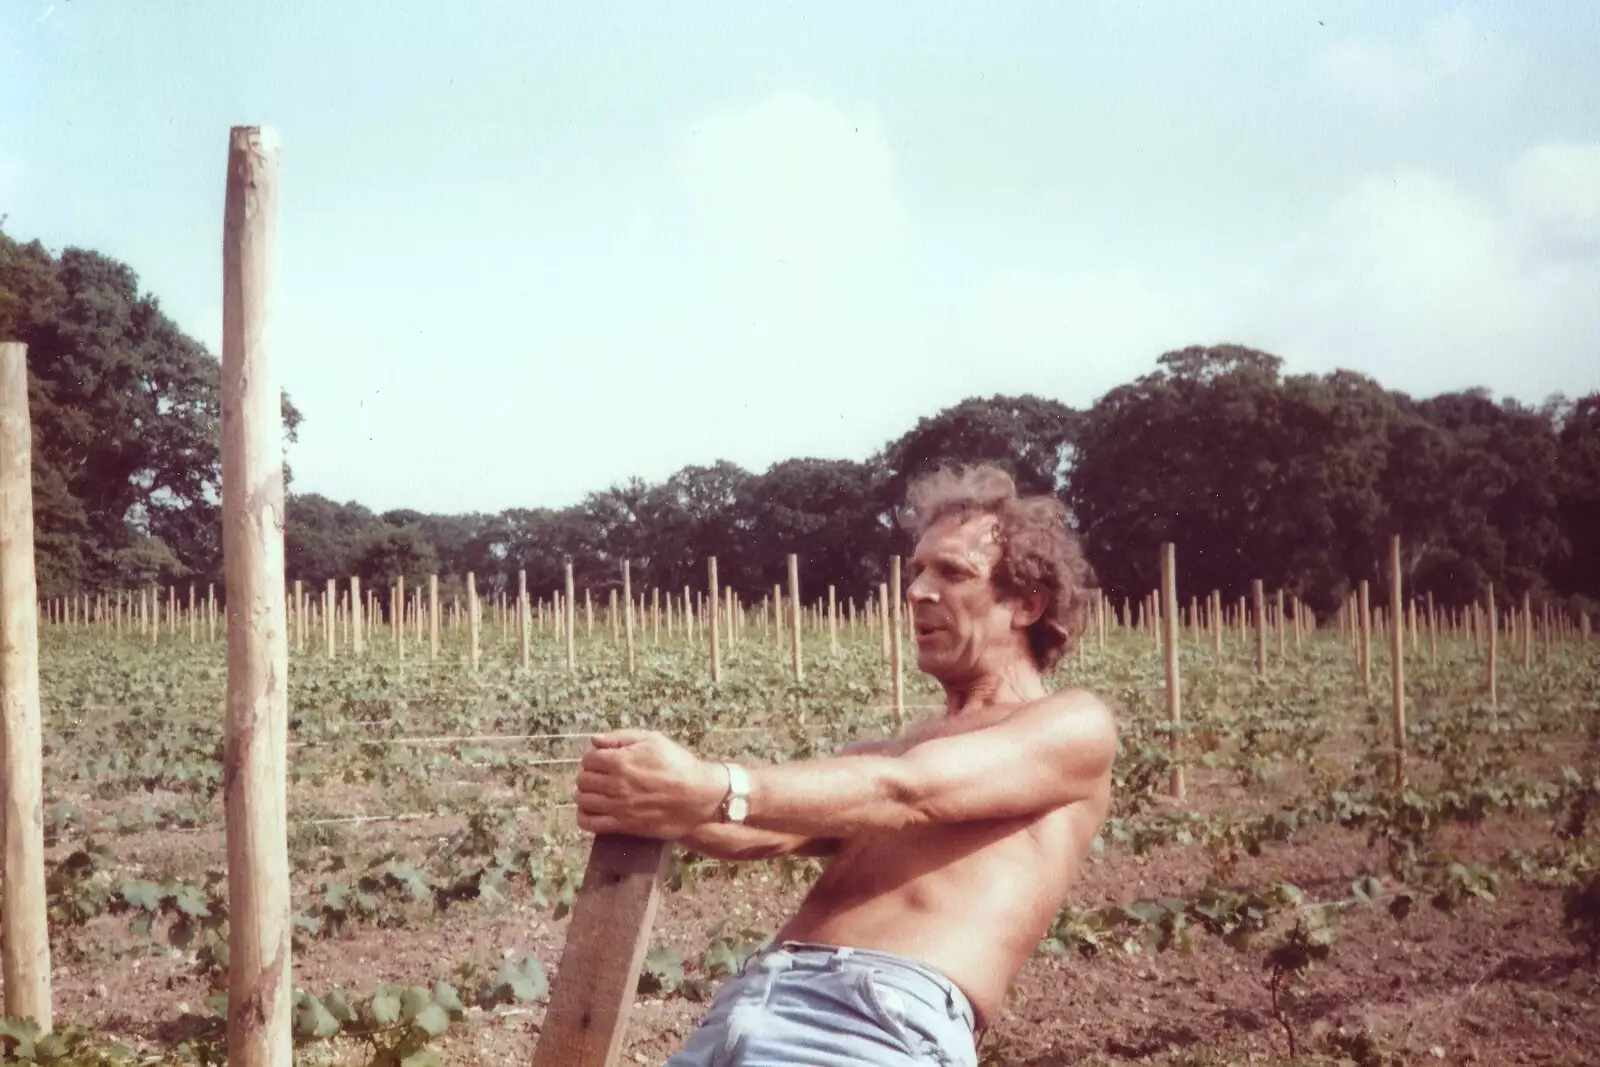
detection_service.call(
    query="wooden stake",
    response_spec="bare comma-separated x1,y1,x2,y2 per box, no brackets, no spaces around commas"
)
429,574,439,662
1358,579,1371,700
565,563,576,673
529,835,669,1067
219,126,291,1067
889,557,904,729
394,576,404,661
1486,585,1498,708
468,572,480,672
1389,536,1405,784
1160,543,1183,801
519,570,530,671
325,579,335,658
351,576,363,657
708,558,720,683
788,553,803,681
0,341,53,1029
622,561,635,677
1253,580,1267,678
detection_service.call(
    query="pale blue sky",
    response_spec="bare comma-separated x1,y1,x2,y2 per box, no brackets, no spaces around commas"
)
3,2,1598,514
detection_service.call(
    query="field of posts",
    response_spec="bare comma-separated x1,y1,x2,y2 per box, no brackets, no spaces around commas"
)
14,560,1600,1067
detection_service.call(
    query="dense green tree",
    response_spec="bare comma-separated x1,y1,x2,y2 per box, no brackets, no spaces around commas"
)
1,228,299,593
879,394,1078,503
738,458,891,602
1553,394,1600,605
355,526,441,597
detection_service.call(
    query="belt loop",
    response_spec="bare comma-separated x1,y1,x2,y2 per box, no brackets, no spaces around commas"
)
828,946,854,969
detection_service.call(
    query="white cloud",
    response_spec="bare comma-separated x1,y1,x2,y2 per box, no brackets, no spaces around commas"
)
1505,143,1600,248
674,90,906,266
955,143,1600,404
1314,10,1515,109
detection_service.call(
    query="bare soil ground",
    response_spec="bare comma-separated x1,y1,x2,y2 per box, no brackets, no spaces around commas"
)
42,754,1600,1067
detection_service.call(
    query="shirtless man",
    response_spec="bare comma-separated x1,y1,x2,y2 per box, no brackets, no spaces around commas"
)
574,464,1117,1067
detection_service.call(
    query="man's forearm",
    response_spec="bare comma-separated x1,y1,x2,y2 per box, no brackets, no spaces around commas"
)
741,755,917,838
676,822,838,860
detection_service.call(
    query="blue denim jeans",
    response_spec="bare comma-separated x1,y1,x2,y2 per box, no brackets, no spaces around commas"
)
661,941,979,1067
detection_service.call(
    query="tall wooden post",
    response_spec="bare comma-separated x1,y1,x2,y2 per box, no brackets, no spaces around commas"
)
708,558,720,683
1486,586,1498,708
394,576,404,661
1253,580,1267,678
1160,543,1183,801
351,576,363,657
0,341,53,1029
1521,591,1532,669
219,127,291,1067
565,563,576,673
1274,588,1285,657
878,582,891,661
1389,536,1406,785
622,561,635,677
467,572,480,672
519,570,530,671
324,579,335,658
788,553,803,681
189,583,198,644
828,584,838,656
889,557,904,729
1358,579,1372,700
429,574,439,662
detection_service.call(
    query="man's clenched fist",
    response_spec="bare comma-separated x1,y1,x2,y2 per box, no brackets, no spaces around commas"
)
573,729,729,839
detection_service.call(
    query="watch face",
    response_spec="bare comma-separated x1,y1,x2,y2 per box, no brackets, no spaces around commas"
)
729,796,749,821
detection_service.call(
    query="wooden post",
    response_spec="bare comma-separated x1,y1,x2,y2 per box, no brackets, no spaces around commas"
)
529,835,670,1067
708,558,720,683
428,574,439,662
0,341,53,1029
394,576,404,661
351,576,363,657
1211,590,1221,659
878,582,891,661
1486,585,1498,708
1388,536,1405,784
1521,591,1532,669
622,561,635,677
467,572,480,672
889,557,904,729
828,584,838,656
219,126,291,1067
189,583,198,644
209,582,216,643
788,553,803,681
1274,588,1285,657
1358,579,1372,700
1253,580,1267,678
1160,543,1183,801
324,578,335,658
519,570,530,671
565,563,576,673
1426,591,1437,663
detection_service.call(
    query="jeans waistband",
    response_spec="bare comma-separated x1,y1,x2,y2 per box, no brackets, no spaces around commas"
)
748,940,978,1032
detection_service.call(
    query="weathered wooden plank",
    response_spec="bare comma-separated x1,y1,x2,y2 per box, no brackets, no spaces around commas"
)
531,834,671,1067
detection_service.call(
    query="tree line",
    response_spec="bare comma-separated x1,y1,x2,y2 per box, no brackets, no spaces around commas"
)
4,226,1596,617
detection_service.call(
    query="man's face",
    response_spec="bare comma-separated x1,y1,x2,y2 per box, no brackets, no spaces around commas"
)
905,512,1028,681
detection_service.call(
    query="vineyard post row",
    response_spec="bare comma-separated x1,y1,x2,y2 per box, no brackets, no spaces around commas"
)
29,563,1593,694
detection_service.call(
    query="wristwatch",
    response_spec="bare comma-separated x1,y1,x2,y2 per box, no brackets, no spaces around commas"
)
718,762,750,824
